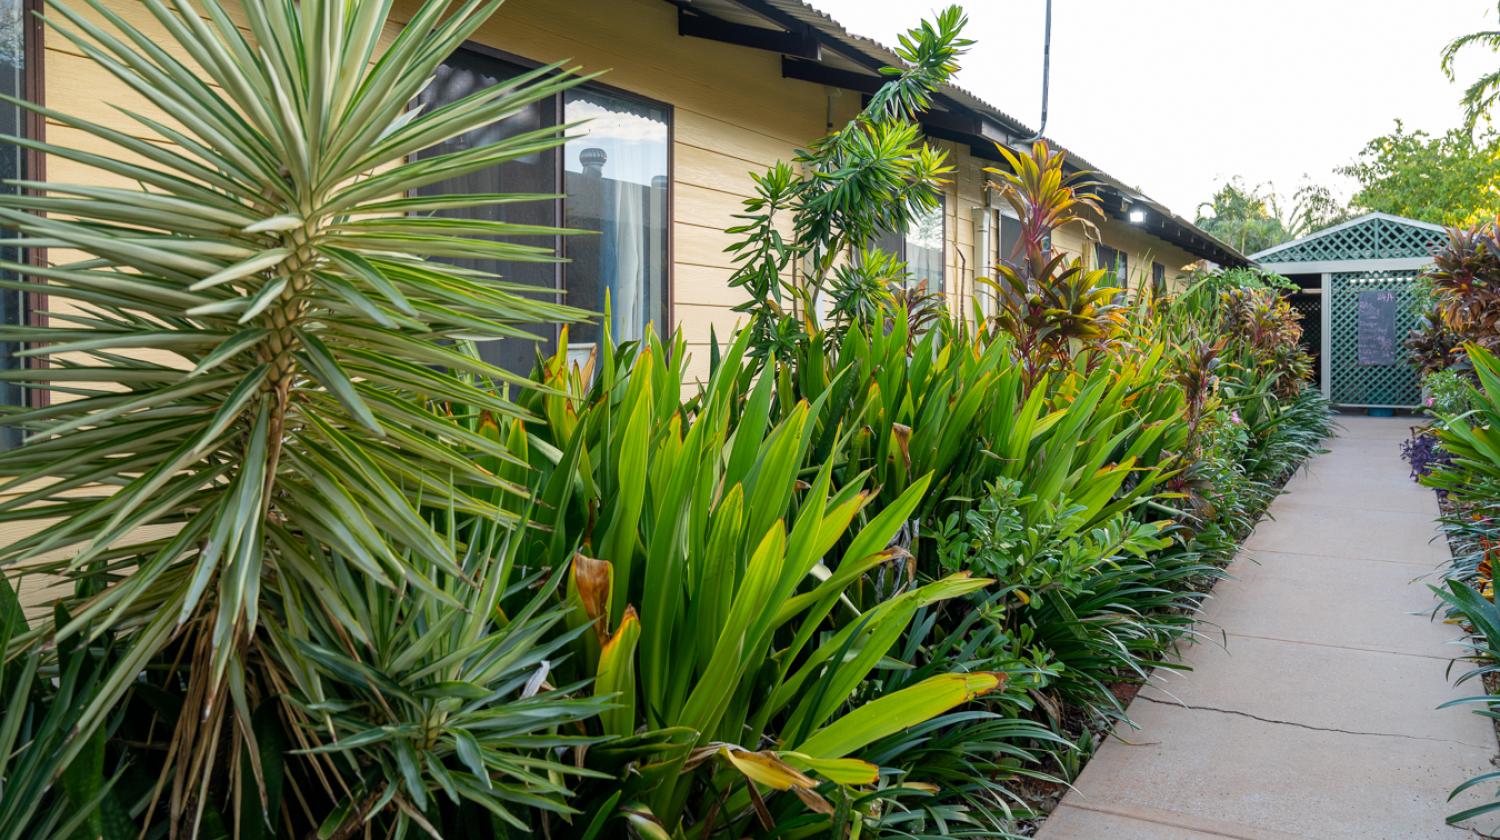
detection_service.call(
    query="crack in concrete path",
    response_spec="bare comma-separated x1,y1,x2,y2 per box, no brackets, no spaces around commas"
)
1135,694,1493,750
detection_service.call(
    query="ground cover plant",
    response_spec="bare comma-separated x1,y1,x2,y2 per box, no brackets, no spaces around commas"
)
1405,215,1500,827
1422,345,1500,825
0,1,1332,837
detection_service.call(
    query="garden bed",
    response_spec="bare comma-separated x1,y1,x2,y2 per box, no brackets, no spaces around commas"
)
1404,336,1500,829
0,2,1338,835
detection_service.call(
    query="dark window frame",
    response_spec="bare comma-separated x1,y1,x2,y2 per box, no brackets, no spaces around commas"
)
1151,261,1167,297
873,195,947,294
1095,242,1127,292
439,40,675,346
995,208,1021,266
5,0,46,434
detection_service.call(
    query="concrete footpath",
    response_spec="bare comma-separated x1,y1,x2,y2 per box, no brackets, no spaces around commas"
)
1038,416,1500,840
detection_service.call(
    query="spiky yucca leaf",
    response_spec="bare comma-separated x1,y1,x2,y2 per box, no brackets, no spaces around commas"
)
0,0,589,831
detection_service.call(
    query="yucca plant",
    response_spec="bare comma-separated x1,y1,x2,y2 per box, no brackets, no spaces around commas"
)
0,0,600,833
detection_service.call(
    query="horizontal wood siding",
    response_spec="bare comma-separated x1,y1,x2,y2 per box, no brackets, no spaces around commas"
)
408,0,857,376
8,0,1226,594
43,0,1210,373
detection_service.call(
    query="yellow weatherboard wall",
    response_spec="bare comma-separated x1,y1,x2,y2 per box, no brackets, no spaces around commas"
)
42,0,1206,374
11,0,1214,574
394,0,854,372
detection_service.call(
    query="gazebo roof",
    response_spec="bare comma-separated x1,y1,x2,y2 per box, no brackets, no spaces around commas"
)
1250,212,1446,271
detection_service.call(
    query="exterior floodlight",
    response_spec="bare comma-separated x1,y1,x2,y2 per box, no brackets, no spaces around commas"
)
1129,209,1146,224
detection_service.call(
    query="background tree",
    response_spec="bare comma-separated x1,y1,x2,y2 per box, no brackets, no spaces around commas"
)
1270,182,1352,239
1442,1,1500,134
1338,120,1500,226
1194,178,1348,255
1195,179,1285,256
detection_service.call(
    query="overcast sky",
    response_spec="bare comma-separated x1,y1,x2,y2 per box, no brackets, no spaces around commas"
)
807,0,1499,220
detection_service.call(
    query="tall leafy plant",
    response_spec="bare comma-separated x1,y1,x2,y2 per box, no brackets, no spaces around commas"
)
504,328,1004,835
1425,217,1500,356
726,7,971,356
0,0,595,832
1428,345,1500,505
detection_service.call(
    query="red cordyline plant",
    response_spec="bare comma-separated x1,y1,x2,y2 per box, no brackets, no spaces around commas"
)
1176,335,1227,433
1404,313,1461,376
980,141,1122,390
1219,286,1312,399
1426,215,1500,355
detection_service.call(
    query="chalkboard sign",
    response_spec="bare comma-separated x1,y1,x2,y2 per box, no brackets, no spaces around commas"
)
1357,290,1398,366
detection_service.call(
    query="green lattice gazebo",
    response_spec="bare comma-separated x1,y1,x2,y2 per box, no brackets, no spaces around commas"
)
1250,212,1446,409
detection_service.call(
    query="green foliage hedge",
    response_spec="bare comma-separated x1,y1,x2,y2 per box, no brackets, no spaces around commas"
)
0,1,1332,837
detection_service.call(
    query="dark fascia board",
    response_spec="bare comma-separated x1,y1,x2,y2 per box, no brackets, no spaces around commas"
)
782,55,880,94
1096,198,1245,266
1095,186,1128,218
677,6,821,60
731,0,1023,142
729,0,884,70
977,120,1010,146
784,57,1005,144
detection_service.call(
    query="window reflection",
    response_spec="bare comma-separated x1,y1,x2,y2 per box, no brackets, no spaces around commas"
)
905,198,945,293
416,50,672,373
1,0,26,450
871,197,947,294
415,50,560,373
562,88,669,348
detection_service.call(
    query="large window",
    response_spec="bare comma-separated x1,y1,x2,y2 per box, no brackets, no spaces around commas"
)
905,198,944,293
1095,242,1127,293
415,47,670,371
561,88,669,349
1,0,36,449
874,196,946,293
978,209,1023,315
997,211,1022,266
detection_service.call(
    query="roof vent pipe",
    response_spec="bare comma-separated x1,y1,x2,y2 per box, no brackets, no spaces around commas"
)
1026,0,1052,142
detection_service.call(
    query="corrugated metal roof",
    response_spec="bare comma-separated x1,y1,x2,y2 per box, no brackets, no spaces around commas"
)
675,0,1250,266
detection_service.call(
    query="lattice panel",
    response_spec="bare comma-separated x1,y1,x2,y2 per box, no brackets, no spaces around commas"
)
1289,293,1322,390
1329,271,1421,407
1263,216,1444,263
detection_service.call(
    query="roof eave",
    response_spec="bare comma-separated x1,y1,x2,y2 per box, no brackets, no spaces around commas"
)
669,0,1251,267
